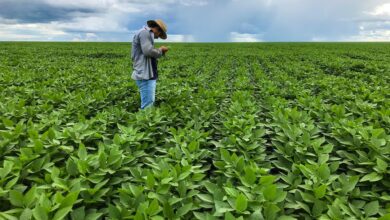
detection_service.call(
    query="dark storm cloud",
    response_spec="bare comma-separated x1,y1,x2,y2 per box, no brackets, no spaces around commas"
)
0,0,97,23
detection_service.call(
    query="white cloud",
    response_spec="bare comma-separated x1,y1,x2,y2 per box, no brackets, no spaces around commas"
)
0,17,19,25
72,32,101,41
110,3,141,13
0,31,38,40
156,34,195,42
368,3,390,17
43,0,116,10
179,0,208,6
0,22,68,41
352,2,390,41
311,37,328,42
43,0,204,12
0,18,130,41
86,33,97,38
230,32,263,42
345,29,390,42
56,15,128,32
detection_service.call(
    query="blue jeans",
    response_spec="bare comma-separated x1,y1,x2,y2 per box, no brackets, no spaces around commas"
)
135,80,156,109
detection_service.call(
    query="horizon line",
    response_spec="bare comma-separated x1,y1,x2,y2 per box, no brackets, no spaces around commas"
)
1,40,390,43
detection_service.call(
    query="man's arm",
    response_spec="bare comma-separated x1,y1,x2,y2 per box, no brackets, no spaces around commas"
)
139,30,163,58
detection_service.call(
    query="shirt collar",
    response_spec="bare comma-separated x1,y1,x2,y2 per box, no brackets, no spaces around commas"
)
143,25,154,38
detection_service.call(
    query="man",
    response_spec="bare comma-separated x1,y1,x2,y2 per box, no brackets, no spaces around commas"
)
131,19,169,110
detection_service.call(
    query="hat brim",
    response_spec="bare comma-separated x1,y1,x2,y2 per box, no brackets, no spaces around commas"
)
147,20,167,40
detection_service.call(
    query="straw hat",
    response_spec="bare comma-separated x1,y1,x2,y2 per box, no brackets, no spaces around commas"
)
147,19,167,40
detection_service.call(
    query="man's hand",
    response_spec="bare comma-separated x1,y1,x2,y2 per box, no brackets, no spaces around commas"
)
160,46,169,54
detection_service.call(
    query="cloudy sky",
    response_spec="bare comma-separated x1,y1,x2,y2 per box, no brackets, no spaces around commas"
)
0,0,389,42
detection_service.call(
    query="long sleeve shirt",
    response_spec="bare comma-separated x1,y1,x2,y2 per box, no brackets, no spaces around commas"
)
131,26,163,80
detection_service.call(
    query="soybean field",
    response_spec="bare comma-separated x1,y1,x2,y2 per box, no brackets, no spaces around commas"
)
0,42,389,219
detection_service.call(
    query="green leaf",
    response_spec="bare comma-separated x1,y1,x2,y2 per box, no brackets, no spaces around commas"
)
312,200,326,217
194,212,218,220
235,193,248,212
244,167,256,185
98,151,107,168
318,154,329,165
52,178,69,191
146,172,156,189
2,118,15,127
20,208,33,220
148,199,160,216
341,175,359,194
318,164,330,180
176,203,192,217
224,187,239,197
197,194,213,203
77,143,87,160
370,138,386,148
151,216,165,220
134,210,143,220
24,186,37,208
6,176,19,189
161,177,173,184
59,191,79,209
129,184,143,197
322,144,334,154
364,201,379,217
361,172,383,182
66,159,79,176
263,185,277,202
376,158,388,173
33,206,48,220
77,160,87,175
220,148,231,163
163,202,174,219
71,207,85,220
314,184,327,199
278,216,297,220
236,157,245,172
0,160,13,179
168,197,183,206
274,190,287,203
178,169,191,181
380,195,390,201
52,206,72,220
224,212,235,220
260,175,276,185
248,210,263,220
108,204,121,219
215,201,234,214
188,141,198,152
204,181,218,194
59,145,74,153
85,213,103,220
300,191,315,203
379,213,390,220
298,164,313,178
0,212,18,220
264,203,280,220
9,190,24,207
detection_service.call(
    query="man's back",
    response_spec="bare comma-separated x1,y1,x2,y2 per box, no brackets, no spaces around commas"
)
131,27,149,62
131,26,156,80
